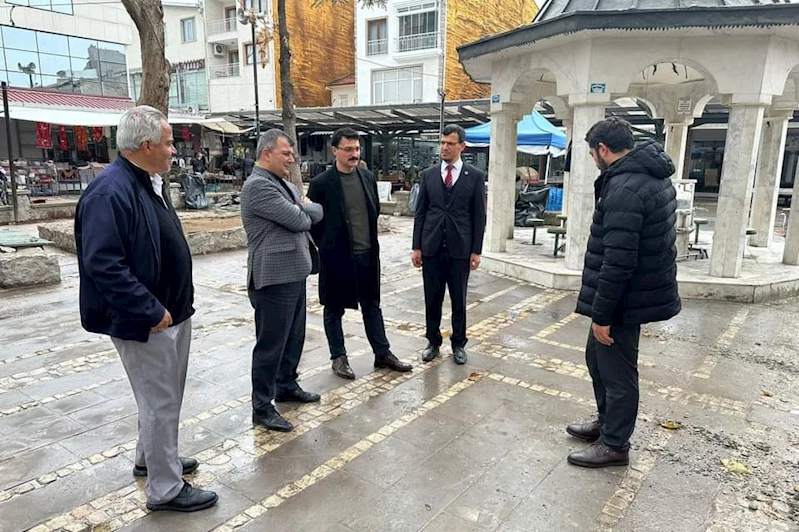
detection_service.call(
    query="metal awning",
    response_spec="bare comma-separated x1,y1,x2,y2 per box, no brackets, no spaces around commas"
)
215,99,493,135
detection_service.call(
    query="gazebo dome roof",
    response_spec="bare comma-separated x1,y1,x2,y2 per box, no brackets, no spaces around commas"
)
534,0,787,24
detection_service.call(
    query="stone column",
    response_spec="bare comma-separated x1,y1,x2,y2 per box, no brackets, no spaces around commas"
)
664,119,692,181
749,109,792,247
486,105,521,253
565,95,608,271
709,98,768,278
783,159,799,265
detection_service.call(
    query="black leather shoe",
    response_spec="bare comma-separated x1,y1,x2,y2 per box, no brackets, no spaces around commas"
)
275,388,321,403
566,419,601,442
567,441,629,468
146,481,218,512
133,457,199,477
374,353,412,372
252,408,293,432
332,356,356,380
422,343,440,362
452,346,467,365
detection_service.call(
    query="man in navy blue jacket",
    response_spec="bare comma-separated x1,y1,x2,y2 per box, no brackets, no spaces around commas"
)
75,106,217,512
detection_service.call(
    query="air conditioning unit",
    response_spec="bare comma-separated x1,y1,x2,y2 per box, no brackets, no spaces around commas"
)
212,44,226,57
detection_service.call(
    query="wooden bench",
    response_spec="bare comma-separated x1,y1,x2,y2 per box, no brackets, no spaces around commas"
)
522,218,544,245
547,227,567,257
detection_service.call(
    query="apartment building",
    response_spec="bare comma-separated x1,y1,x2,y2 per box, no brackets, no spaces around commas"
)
355,0,537,106
127,0,355,117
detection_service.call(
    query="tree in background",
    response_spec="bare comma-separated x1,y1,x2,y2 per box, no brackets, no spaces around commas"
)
121,0,170,115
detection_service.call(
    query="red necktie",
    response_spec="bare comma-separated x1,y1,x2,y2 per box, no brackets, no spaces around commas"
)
445,164,453,189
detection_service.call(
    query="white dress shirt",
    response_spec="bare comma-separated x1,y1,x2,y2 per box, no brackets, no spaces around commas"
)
151,173,165,205
440,159,464,187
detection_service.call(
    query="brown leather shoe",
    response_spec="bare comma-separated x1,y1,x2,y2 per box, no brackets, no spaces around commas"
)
332,356,355,380
374,353,412,372
567,441,629,468
566,419,600,442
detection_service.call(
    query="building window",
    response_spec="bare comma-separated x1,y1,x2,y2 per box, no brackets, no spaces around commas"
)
397,4,438,52
244,43,267,66
336,94,349,107
366,19,387,56
0,25,128,97
7,0,73,15
244,0,266,12
224,6,238,31
181,18,196,42
133,67,208,109
372,66,422,105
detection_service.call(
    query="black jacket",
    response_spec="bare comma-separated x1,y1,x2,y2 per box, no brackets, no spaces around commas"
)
412,162,487,260
576,140,681,326
75,157,193,342
308,166,381,309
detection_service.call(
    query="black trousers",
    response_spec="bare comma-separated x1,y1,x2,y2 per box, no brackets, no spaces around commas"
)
324,251,391,360
585,323,641,452
248,280,306,415
422,248,471,348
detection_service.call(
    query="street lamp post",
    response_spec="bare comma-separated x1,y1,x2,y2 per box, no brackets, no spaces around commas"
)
238,7,262,138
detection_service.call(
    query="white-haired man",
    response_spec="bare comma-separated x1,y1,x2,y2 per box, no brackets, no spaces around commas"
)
75,106,217,512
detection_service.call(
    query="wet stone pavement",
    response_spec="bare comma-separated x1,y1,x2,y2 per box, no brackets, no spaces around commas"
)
0,217,798,532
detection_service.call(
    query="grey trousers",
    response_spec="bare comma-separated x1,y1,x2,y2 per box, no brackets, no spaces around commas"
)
111,318,192,504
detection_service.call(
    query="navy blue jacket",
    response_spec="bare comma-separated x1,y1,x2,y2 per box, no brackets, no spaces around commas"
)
75,157,169,342
576,140,682,326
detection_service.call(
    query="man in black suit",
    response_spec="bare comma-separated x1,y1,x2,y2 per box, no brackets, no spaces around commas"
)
309,128,412,380
412,124,487,365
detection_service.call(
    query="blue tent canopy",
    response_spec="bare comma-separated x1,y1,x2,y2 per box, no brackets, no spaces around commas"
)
464,110,567,155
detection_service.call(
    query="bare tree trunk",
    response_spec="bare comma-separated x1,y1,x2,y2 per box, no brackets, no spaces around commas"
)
122,0,170,116
277,0,303,191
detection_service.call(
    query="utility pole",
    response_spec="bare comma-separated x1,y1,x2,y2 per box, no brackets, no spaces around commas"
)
2,82,18,223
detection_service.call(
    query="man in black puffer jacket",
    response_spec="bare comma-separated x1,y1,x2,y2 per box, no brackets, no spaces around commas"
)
566,118,681,468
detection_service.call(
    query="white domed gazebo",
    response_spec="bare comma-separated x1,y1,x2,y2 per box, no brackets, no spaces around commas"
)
457,1,799,295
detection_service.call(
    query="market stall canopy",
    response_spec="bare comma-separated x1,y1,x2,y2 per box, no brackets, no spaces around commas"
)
0,87,226,127
201,119,253,134
464,110,567,156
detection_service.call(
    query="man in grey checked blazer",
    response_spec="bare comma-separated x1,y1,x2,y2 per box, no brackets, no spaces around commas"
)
240,129,324,433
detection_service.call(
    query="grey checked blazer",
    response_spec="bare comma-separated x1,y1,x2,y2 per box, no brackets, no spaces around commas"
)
240,166,323,289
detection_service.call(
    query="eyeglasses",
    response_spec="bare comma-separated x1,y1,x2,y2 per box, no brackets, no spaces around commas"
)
334,146,360,153
440,141,462,147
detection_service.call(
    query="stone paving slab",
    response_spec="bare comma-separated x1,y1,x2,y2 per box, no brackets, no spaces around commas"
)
1,220,798,532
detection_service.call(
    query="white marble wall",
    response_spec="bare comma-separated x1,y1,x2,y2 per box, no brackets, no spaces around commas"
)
565,99,607,271
783,160,799,265
749,114,790,248
709,103,766,278
485,109,521,253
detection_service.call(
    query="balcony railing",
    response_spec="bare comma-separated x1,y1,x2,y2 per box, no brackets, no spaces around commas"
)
366,39,387,56
396,32,438,53
211,62,240,78
207,17,238,36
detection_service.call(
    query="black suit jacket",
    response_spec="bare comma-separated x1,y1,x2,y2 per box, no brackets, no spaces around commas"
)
412,162,487,260
308,166,381,309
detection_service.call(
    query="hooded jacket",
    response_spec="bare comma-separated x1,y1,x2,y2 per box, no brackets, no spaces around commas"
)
576,140,682,326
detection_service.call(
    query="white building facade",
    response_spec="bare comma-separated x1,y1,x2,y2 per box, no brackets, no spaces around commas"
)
125,0,278,116
202,0,278,114
355,0,444,106
0,0,133,97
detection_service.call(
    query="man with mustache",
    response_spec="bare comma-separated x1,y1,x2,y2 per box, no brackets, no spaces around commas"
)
308,127,412,379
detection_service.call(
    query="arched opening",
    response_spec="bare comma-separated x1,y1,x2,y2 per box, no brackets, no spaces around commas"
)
777,68,799,205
